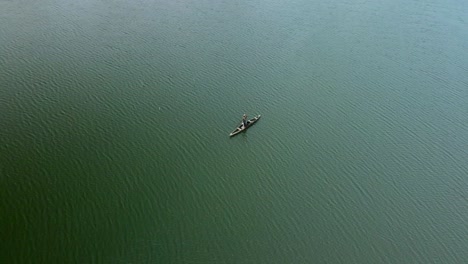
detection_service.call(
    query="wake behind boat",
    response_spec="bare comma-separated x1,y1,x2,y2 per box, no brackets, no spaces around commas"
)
229,115,261,137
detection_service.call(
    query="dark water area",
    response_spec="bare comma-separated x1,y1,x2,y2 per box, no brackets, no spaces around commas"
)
1,0,468,263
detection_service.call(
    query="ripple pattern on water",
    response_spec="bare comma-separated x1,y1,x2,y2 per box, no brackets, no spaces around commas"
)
2,0,468,263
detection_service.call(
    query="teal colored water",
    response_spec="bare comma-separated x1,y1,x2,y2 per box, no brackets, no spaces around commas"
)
1,0,468,263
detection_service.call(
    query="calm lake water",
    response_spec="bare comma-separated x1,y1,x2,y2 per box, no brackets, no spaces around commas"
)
1,0,468,263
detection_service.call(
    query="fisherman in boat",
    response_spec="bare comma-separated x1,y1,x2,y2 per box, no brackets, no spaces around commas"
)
241,114,248,128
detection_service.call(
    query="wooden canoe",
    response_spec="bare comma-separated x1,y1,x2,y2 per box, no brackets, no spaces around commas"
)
229,115,261,137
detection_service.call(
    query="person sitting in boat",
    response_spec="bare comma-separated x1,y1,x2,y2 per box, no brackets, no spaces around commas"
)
242,114,248,128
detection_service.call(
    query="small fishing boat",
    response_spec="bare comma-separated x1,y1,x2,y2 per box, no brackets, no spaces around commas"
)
229,115,261,137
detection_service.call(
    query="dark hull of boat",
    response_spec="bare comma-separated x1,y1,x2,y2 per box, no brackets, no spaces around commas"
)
229,115,261,137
